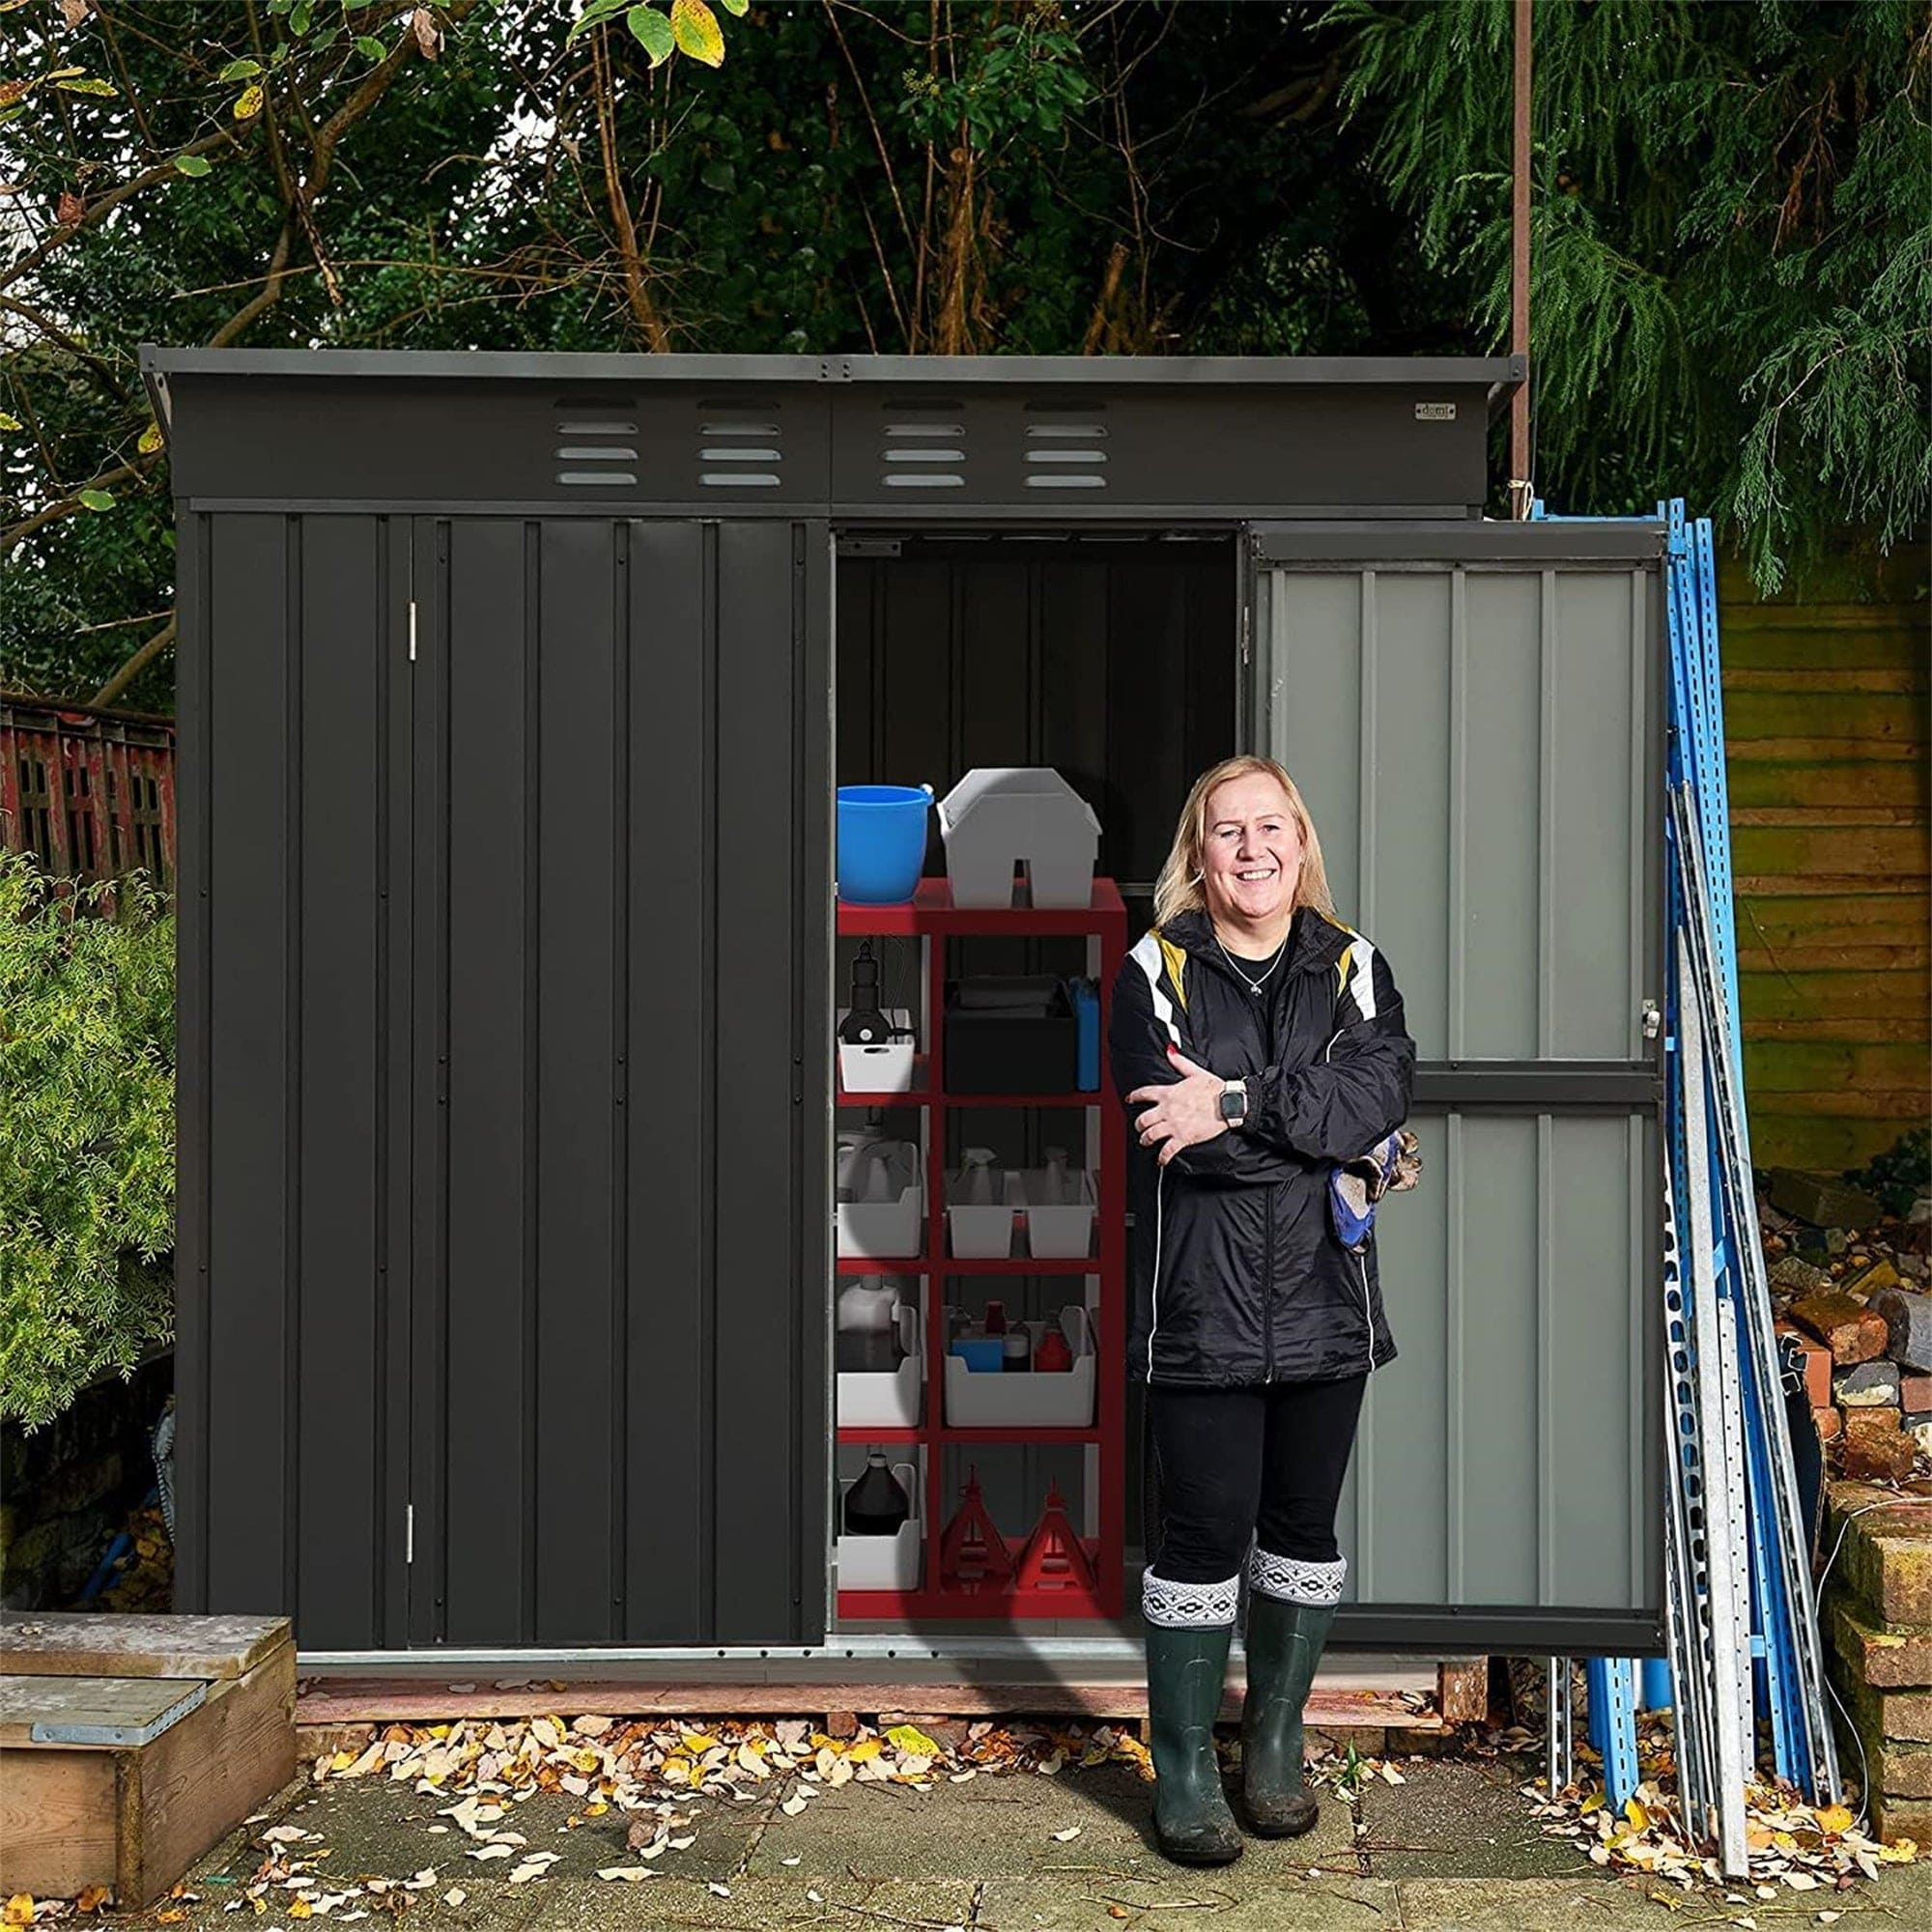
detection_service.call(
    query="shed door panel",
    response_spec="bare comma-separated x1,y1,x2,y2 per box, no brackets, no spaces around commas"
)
1248,526,1665,1643
409,516,829,1650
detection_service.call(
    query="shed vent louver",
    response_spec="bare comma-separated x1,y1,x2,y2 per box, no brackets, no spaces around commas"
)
1024,418,1107,490
699,417,782,488
881,418,965,489
554,417,638,488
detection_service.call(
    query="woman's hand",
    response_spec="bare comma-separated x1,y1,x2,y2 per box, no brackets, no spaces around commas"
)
1127,1048,1230,1166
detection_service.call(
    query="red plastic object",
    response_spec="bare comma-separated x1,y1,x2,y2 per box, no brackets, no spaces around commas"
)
1012,1484,1097,1594
1033,1326,1073,1374
938,1468,1014,1593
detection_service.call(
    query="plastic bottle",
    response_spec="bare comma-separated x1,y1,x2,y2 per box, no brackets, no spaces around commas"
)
1043,1147,1071,1207
859,1142,898,1204
1003,1322,1032,1373
1034,1324,1073,1373
981,1300,1009,1337
843,1450,911,1537
961,1148,998,1207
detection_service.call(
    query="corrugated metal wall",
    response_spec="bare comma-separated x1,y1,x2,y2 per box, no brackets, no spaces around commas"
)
1720,553,1930,1172
1252,532,1663,1631
175,512,830,1651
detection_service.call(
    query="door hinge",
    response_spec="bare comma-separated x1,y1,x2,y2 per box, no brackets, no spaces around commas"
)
405,1503,414,1564
408,600,418,663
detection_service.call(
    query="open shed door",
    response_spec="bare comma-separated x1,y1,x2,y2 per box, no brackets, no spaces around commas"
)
1246,520,1667,1652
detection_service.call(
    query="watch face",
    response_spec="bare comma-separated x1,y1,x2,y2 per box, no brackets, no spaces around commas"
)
1219,1089,1245,1122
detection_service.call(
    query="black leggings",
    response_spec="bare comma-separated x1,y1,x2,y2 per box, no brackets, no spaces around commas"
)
1146,1377,1367,1583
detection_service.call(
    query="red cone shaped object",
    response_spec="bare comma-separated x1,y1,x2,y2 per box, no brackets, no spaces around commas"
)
1013,1483,1096,1594
938,1467,1013,1593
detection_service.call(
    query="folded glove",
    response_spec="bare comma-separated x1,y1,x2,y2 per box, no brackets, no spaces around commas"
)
1328,1128,1423,1253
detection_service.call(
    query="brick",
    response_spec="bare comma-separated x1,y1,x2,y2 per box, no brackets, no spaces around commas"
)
1832,1598,1932,1690
1842,1406,1902,1442
1767,1167,1881,1229
1837,1361,1903,1406
1904,1376,1932,1412
824,1710,859,1739
1877,1741,1932,1799
1829,1480,1932,1628
1839,1432,1918,1482
1872,1288,1932,1374
1814,1406,1843,1441
1790,1291,1889,1364
1870,1790,1932,1848
1841,1673,1932,1745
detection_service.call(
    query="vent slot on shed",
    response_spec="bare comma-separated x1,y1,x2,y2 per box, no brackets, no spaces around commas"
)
881,415,965,489
1024,417,1107,490
554,415,638,488
700,416,782,488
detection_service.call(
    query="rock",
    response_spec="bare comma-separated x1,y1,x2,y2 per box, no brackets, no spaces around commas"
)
1771,1254,1833,1294
1839,1432,1918,1483
1827,1228,1852,1256
1904,1374,1932,1412
1906,1412,1932,1458
1814,1406,1843,1441
1836,1361,1903,1407
824,1710,859,1739
1789,1290,1889,1365
1767,1166,1882,1230
1845,1258,1903,1297
1872,1287,1932,1373
1912,1195,1932,1225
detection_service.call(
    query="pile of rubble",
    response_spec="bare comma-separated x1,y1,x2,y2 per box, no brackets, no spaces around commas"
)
1762,1165,1932,1485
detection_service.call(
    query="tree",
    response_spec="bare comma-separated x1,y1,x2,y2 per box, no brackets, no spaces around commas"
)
1329,0,1932,586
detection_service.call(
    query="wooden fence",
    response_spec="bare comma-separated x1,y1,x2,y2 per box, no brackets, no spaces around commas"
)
1723,552,1930,1172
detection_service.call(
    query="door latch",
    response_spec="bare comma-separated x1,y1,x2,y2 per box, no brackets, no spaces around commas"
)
1640,1000,1662,1041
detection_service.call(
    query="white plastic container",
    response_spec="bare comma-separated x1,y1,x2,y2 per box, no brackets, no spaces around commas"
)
944,1304,1094,1430
1017,1167,1096,1258
947,1159,1018,1259
837,1138,923,1259
937,768,1101,909
836,1302,923,1430
837,1006,916,1095
836,1458,923,1592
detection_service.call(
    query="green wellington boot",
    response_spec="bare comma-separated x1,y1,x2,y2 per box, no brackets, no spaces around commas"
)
1144,1621,1243,1866
1239,1591,1339,1836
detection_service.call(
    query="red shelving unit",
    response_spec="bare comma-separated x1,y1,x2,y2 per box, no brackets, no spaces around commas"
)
834,877,1128,1623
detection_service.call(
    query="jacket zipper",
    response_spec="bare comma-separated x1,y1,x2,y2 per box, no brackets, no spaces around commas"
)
1263,1182,1276,1383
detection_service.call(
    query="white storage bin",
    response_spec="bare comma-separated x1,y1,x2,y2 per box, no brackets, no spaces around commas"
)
945,1305,1094,1430
947,1164,1019,1259
837,1007,917,1095
1017,1168,1095,1258
937,768,1101,909
836,1459,922,1592
837,1183,923,1260
836,1303,923,1430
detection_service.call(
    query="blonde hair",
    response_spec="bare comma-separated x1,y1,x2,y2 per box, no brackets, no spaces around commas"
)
1151,755,1338,927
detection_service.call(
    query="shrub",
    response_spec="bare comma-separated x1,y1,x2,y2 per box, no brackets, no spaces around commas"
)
1,852,174,1430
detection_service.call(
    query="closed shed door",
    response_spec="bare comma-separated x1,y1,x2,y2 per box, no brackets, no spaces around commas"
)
1248,522,1666,1647
405,517,832,1648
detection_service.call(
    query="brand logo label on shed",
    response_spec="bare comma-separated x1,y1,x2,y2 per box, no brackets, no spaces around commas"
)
1413,401,1458,422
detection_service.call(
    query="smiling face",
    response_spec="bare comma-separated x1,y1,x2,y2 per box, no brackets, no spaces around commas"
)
1200,772,1303,933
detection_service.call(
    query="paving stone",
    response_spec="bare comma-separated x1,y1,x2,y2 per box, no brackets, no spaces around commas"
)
1395,1874,1717,1928
1357,1758,1579,1880
1771,1254,1833,1294
1768,1168,1881,1230
979,1873,1401,1931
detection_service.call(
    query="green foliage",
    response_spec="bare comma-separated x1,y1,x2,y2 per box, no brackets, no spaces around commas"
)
1848,1128,1931,1221
0,854,175,1432
1328,0,1932,586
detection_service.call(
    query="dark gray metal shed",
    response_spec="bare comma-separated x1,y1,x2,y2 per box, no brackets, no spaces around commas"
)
142,349,1666,1662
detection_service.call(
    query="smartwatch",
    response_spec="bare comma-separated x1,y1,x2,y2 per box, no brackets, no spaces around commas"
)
1218,1078,1250,1129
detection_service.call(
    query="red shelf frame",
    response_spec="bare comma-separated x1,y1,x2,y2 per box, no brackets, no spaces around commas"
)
832,876,1128,1624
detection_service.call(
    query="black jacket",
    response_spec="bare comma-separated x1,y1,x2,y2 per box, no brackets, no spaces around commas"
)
1109,905,1415,1388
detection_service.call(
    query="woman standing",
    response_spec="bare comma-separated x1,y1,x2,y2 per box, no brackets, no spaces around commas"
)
1110,755,1415,1865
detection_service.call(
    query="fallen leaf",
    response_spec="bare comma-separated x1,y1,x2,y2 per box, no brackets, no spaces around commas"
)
467,1844,514,1861
708,1882,731,1898
441,1891,465,1908
3,1900,32,1928
1814,1804,1853,1834
1051,1826,1082,1842
781,1856,801,1866
781,1794,810,1817
596,1868,658,1882
887,1724,943,1757
74,1887,111,1915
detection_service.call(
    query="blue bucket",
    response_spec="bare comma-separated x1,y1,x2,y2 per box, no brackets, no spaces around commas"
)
837,784,933,904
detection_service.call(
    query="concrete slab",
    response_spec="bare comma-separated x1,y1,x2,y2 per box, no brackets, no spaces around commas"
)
1358,1755,1578,1879
1394,1875,1714,1928
980,1872,1401,1930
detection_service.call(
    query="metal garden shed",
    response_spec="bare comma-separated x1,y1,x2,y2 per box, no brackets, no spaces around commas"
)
141,348,1667,1666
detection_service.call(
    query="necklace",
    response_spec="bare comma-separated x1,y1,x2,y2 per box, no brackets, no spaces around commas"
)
1213,926,1290,996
